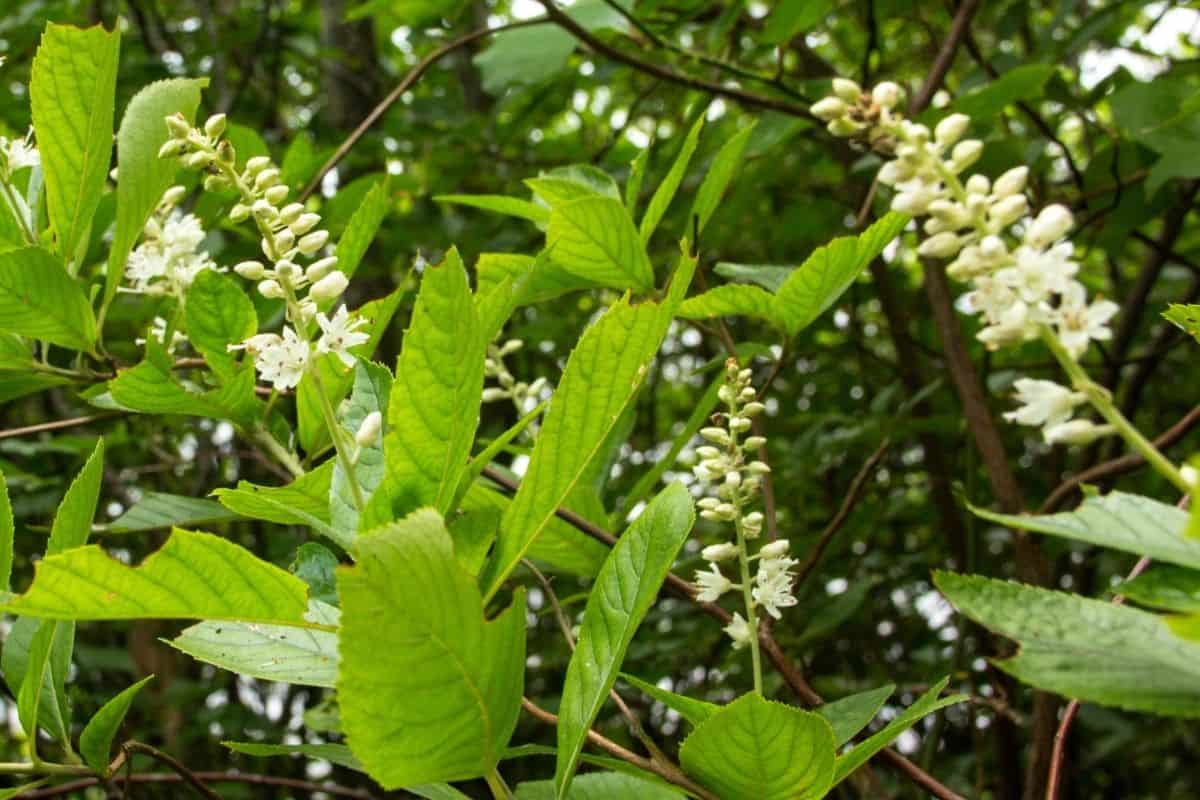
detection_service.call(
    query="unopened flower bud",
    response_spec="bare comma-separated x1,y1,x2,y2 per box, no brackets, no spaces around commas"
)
759,539,790,559
993,166,1029,198
273,229,296,253
165,113,191,138
290,213,321,236
989,194,1028,227
296,299,317,322
965,174,991,195
481,387,509,402
245,156,271,175
264,184,290,205
157,139,186,158
305,256,339,282
254,168,281,190
204,113,227,139
257,279,285,299
702,543,740,562
742,402,766,417
1026,204,1073,246
827,117,863,137
934,113,970,146
215,139,236,165
252,199,276,218
871,81,903,109
162,185,187,207
746,461,771,475
234,260,266,280
183,151,213,170
278,203,305,225
275,260,301,282
811,96,847,121
700,427,731,446
297,230,330,256
355,411,382,447
918,231,961,258
729,415,752,432
743,436,767,450
979,235,1007,260
203,174,231,192
309,271,349,303
229,203,251,222
950,140,983,171
831,78,862,102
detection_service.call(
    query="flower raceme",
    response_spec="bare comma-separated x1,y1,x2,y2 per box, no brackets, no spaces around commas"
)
158,112,367,391
690,360,795,669
814,78,1118,447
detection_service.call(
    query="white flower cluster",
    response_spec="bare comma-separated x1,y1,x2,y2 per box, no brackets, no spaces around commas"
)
124,186,218,297
691,360,796,649
161,113,368,390
815,78,1119,446
482,338,549,415
0,128,39,179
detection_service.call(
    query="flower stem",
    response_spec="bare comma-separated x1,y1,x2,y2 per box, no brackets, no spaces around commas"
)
308,365,366,511
1040,326,1190,494
251,424,305,478
485,768,513,799
733,508,764,695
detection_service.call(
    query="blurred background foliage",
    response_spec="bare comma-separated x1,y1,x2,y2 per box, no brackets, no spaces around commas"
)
2,0,1200,797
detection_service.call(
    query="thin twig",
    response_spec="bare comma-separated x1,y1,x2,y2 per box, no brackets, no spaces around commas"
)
909,0,980,114
793,438,890,587
300,20,545,201
14,772,375,799
0,413,118,441
121,743,222,800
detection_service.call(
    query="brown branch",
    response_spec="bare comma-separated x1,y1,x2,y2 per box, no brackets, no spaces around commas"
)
300,20,545,201
1044,553,1153,800
14,772,374,799
909,0,980,114
1039,405,1200,513
520,697,718,800
118,743,222,800
0,413,118,441
533,0,815,121
793,438,890,586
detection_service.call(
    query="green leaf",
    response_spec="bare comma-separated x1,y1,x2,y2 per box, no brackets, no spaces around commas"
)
30,23,120,261
1163,303,1200,344
109,492,238,533
106,78,206,304
762,0,833,44
816,684,894,747
17,620,69,744
3,528,312,625
109,359,260,427
691,123,756,235
952,64,1056,120
170,601,338,687
519,773,683,800
332,361,391,534
714,262,794,293
831,677,963,787
619,673,718,727
547,197,654,291
555,483,695,798
677,284,777,322
79,676,154,773
223,740,362,771
935,571,1200,716
968,490,1200,569
369,250,484,525
184,270,257,381
0,469,13,590
48,439,104,555
1119,565,1200,613
773,212,908,336
625,149,648,216
436,194,549,225
526,164,620,208
480,293,673,600
639,116,704,243
679,694,837,800
337,509,526,787
0,247,97,352
291,542,340,605
476,251,598,308
337,178,391,279
213,463,346,548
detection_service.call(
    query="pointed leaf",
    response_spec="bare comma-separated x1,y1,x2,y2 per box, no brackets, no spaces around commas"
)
547,197,654,291
831,677,964,786
690,123,755,234
520,773,683,800
969,490,1200,569
337,509,526,787
676,284,777,323
224,741,362,771
639,115,703,243
480,294,672,600
80,676,154,773
936,571,1200,716
1118,565,1200,612
31,23,120,260
0,469,12,590
555,483,695,798
3,529,311,625
436,194,549,224
48,439,104,554
109,492,238,533
332,361,391,534
0,247,97,352
816,684,894,747
336,178,391,279
106,78,207,303
620,674,718,727
184,270,257,382
679,694,837,800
